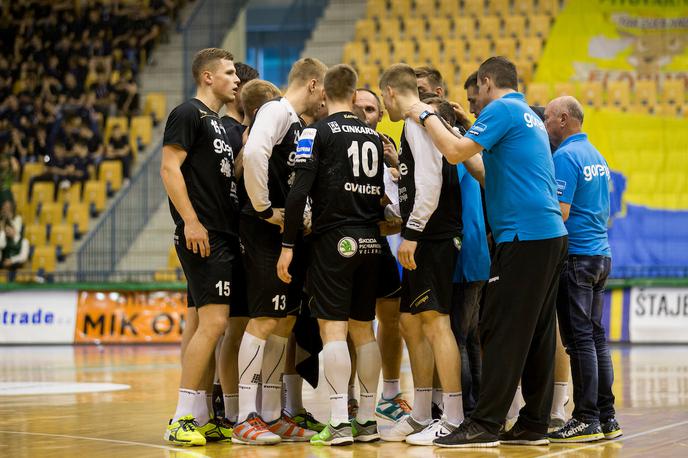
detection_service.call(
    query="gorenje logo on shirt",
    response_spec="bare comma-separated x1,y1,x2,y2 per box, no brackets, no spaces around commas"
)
583,164,610,182
523,112,545,131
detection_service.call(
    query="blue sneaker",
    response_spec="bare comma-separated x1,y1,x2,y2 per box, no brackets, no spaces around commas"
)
375,394,412,422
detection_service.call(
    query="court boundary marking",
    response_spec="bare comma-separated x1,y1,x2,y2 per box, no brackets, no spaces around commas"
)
542,419,688,457
0,430,210,457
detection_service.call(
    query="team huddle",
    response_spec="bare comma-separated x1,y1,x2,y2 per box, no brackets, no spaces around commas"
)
160,48,622,448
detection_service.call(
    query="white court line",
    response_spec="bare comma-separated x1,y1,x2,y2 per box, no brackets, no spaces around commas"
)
542,419,688,457
0,430,210,457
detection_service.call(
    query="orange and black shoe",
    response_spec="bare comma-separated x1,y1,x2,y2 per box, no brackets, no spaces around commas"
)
231,412,281,445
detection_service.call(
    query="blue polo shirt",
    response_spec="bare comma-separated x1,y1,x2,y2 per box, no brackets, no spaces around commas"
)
464,92,567,244
453,164,490,283
553,133,611,257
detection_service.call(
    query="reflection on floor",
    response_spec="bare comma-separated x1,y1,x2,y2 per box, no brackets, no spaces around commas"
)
1,345,687,457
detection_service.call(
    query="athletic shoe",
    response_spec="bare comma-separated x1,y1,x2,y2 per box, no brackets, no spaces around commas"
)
548,418,604,443
231,412,281,445
375,394,412,422
380,415,430,442
431,402,443,420
406,419,458,446
291,409,326,432
164,415,206,446
601,417,623,439
433,419,500,448
348,398,359,420
197,416,233,442
310,422,354,446
267,414,316,442
351,419,379,442
499,422,549,446
548,416,566,432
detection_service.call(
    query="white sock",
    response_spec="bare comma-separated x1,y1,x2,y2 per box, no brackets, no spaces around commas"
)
261,335,288,423
412,387,433,422
551,382,569,420
432,387,443,408
348,384,357,402
507,385,524,420
206,393,213,419
443,392,464,426
173,388,197,422
194,390,210,425
382,379,401,399
355,341,381,423
283,374,304,415
223,393,238,423
237,332,266,423
323,340,351,425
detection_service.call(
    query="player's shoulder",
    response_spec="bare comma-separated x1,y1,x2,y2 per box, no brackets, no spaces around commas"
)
170,99,204,119
255,97,288,119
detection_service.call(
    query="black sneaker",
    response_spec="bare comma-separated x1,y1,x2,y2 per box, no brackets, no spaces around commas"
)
548,418,604,443
433,419,500,448
601,417,623,439
499,422,549,446
431,402,444,420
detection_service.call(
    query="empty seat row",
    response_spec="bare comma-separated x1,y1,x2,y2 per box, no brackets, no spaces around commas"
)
367,0,560,20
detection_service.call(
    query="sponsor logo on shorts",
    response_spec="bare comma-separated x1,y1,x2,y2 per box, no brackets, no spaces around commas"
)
337,237,357,258
357,237,382,255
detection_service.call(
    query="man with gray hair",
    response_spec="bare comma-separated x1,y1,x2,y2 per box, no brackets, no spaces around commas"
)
543,96,622,443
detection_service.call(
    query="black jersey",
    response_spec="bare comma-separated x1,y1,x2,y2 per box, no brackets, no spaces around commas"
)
221,115,249,209
163,98,238,235
242,97,304,218
282,111,385,246
397,120,462,241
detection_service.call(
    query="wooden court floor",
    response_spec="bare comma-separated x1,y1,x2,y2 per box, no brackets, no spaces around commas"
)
1,344,687,457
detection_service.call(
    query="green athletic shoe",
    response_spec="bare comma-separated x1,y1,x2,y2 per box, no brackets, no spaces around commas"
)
291,409,326,432
163,415,206,446
310,422,354,446
352,419,379,442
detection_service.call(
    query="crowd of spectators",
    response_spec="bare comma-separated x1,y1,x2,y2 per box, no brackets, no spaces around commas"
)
0,0,186,271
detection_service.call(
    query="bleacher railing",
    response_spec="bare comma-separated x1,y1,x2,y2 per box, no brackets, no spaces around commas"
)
76,140,165,282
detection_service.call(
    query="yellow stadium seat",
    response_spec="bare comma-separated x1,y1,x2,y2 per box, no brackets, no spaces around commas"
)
520,37,543,62
30,182,55,206
57,182,82,207
539,0,560,17
38,202,63,226
503,16,526,38
25,224,47,247
657,102,683,117
439,0,460,17
477,16,501,39
343,41,365,64
461,0,483,16
515,60,534,85
414,0,435,16
83,180,107,214
443,40,466,63
418,40,441,64
143,92,167,122
378,18,401,41
554,82,578,97
168,245,181,269
428,17,452,39
494,38,517,61
526,82,551,106
130,115,153,148
393,40,415,62
66,202,90,236
104,116,129,144
661,79,684,105
32,245,57,273
656,172,686,194
390,0,412,18
404,17,426,40
607,80,631,111
488,0,511,16
22,163,44,184
11,183,27,210
633,79,657,107
355,19,375,41
436,63,457,86
529,15,551,38
367,0,387,19
469,38,492,63
580,81,603,108
99,160,123,193
50,223,74,256
513,0,534,15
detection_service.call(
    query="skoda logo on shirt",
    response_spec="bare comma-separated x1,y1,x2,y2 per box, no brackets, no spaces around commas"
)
337,237,357,258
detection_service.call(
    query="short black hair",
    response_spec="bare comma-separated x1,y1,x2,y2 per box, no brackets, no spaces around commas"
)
478,56,518,91
235,62,259,84
463,71,478,90
356,87,382,110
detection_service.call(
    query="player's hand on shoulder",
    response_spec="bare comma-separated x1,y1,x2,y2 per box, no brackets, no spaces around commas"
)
397,239,418,270
266,208,285,233
406,102,433,124
184,218,210,257
277,247,293,283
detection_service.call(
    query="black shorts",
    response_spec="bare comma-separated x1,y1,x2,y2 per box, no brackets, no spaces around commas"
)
376,238,402,299
240,214,302,318
229,252,249,317
399,238,460,315
175,226,237,308
306,226,382,322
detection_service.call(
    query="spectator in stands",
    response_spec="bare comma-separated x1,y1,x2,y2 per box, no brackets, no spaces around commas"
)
544,96,622,443
0,153,17,205
104,124,133,178
0,200,29,272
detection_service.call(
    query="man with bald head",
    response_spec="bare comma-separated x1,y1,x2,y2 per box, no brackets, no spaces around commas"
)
544,96,622,443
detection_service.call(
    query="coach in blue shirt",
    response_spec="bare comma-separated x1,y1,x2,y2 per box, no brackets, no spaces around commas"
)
544,96,622,443
408,56,568,447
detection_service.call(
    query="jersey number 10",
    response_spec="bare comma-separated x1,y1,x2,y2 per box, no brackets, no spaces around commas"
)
347,141,379,178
